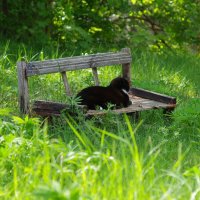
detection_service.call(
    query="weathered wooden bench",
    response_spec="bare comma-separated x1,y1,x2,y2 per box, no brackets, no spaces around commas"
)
17,48,176,117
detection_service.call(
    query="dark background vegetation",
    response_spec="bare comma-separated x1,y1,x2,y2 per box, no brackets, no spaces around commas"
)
1,0,200,52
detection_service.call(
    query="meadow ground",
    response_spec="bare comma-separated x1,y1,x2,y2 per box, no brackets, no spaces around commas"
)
0,42,200,199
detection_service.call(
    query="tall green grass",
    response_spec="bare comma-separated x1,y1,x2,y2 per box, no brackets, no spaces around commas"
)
0,42,200,199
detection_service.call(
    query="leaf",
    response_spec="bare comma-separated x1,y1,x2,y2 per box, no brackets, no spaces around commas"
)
12,116,25,124
0,108,11,116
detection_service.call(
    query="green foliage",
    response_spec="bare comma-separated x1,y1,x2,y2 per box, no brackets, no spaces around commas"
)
0,0,199,51
0,0,52,45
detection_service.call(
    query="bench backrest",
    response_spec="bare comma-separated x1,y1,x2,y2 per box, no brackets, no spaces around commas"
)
17,48,132,114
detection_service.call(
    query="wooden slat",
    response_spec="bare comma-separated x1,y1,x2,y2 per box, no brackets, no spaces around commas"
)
17,61,29,114
33,100,86,110
26,49,132,76
28,51,130,67
61,72,71,96
33,100,70,110
85,98,175,117
32,100,87,116
130,87,176,104
92,67,99,86
27,58,131,76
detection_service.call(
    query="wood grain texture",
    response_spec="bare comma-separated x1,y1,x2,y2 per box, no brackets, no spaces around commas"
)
26,48,132,76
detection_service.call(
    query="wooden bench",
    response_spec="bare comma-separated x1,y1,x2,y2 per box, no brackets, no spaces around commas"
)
17,48,176,117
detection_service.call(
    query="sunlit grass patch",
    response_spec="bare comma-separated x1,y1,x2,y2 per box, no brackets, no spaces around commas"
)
158,70,197,97
133,51,200,99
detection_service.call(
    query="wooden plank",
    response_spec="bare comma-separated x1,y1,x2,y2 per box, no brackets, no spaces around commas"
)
33,100,70,111
32,100,87,114
32,110,62,117
28,50,130,67
26,49,132,76
27,58,132,76
121,48,131,84
85,99,175,117
61,72,71,96
130,87,176,104
85,93,176,116
17,61,29,114
92,67,100,86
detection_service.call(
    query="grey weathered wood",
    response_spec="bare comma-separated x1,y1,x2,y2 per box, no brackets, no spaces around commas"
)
26,49,132,76
130,87,176,104
27,58,131,76
121,48,131,84
85,97,175,116
92,67,99,86
28,51,130,67
17,61,29,114
61,72,71,96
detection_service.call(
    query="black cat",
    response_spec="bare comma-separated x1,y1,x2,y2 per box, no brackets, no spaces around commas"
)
76,77,132,110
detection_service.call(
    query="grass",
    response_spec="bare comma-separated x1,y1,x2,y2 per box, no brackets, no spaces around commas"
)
0,41,200,199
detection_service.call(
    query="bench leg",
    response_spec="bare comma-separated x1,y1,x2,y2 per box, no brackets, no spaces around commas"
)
127,111,140,122
17,62,29,114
